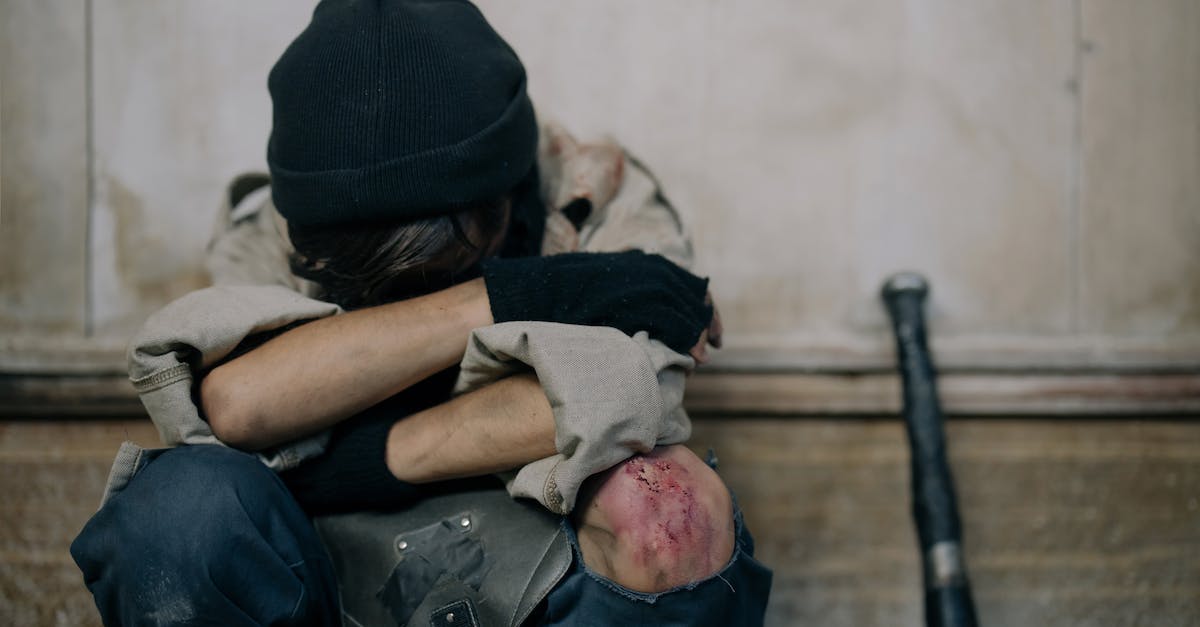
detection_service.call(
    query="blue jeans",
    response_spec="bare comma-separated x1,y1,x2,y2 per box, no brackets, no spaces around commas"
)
72,445,771,626
71,445,340,626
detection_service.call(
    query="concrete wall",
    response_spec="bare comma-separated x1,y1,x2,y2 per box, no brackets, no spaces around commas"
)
2,0,1198,376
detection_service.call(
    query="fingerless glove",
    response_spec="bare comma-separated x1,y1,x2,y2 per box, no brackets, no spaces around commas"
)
481,250,712,354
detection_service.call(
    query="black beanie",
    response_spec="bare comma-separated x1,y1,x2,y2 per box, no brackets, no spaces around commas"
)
267,0,538,227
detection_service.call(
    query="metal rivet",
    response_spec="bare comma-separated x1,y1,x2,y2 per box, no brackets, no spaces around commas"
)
397,540,408,551
459,517,470,528
446,612,455,623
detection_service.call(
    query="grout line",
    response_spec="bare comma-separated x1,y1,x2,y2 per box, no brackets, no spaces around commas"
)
1069,0,1084,336
83,0,95,338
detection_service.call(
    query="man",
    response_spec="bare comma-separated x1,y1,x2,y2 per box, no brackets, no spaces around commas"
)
71,1,772,625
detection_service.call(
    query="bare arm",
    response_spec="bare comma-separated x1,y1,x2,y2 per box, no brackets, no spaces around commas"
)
200,278,492,451
385,372,557,483
381,295,720,484
387,378,734,593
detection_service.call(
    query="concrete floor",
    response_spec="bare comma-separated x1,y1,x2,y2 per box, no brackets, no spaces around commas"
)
2,417,1198,626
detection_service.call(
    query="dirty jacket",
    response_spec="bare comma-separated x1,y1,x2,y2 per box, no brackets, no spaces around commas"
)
113,122,698,515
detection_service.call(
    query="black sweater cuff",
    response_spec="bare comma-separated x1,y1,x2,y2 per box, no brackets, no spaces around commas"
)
280,404,421,515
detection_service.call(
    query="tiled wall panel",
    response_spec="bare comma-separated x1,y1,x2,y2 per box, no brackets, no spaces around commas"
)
0,0,89,336
87,1,311,336
480,1,1078,349
1079,0,1200,337
2,1,1197,370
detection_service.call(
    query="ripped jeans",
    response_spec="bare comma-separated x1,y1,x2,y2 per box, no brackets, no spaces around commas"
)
71,445,771,626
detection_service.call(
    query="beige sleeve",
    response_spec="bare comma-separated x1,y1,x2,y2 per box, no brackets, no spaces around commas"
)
453,322,694,514
128,284,341,471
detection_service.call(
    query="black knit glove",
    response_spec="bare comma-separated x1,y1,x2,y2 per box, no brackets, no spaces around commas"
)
481,250,712,355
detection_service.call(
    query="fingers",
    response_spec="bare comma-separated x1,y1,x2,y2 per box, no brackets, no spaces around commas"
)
690,290,723,363
690,329,710,365
708,301,723,348
704,291,723,349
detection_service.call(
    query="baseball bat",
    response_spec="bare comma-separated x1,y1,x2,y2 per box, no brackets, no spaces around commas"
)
881,273,979,627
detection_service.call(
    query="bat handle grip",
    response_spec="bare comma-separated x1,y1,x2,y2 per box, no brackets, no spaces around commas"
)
882,273,979,627
928,587,979,627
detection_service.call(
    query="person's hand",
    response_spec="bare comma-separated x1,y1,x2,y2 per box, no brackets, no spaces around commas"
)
481,251,713,355
689,291,723,365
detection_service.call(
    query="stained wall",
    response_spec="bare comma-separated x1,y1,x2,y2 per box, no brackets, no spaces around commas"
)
3,0,1198,374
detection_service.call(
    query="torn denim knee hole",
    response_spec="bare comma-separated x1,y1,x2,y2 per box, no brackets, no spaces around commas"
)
560,498,750,604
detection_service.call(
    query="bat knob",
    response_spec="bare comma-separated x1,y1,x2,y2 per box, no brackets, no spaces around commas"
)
882,272,929,303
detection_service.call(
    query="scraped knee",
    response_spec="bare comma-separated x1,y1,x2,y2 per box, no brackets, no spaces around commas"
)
574,444,736,593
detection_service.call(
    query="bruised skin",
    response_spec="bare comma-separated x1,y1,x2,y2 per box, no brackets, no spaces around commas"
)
572,444,736,593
